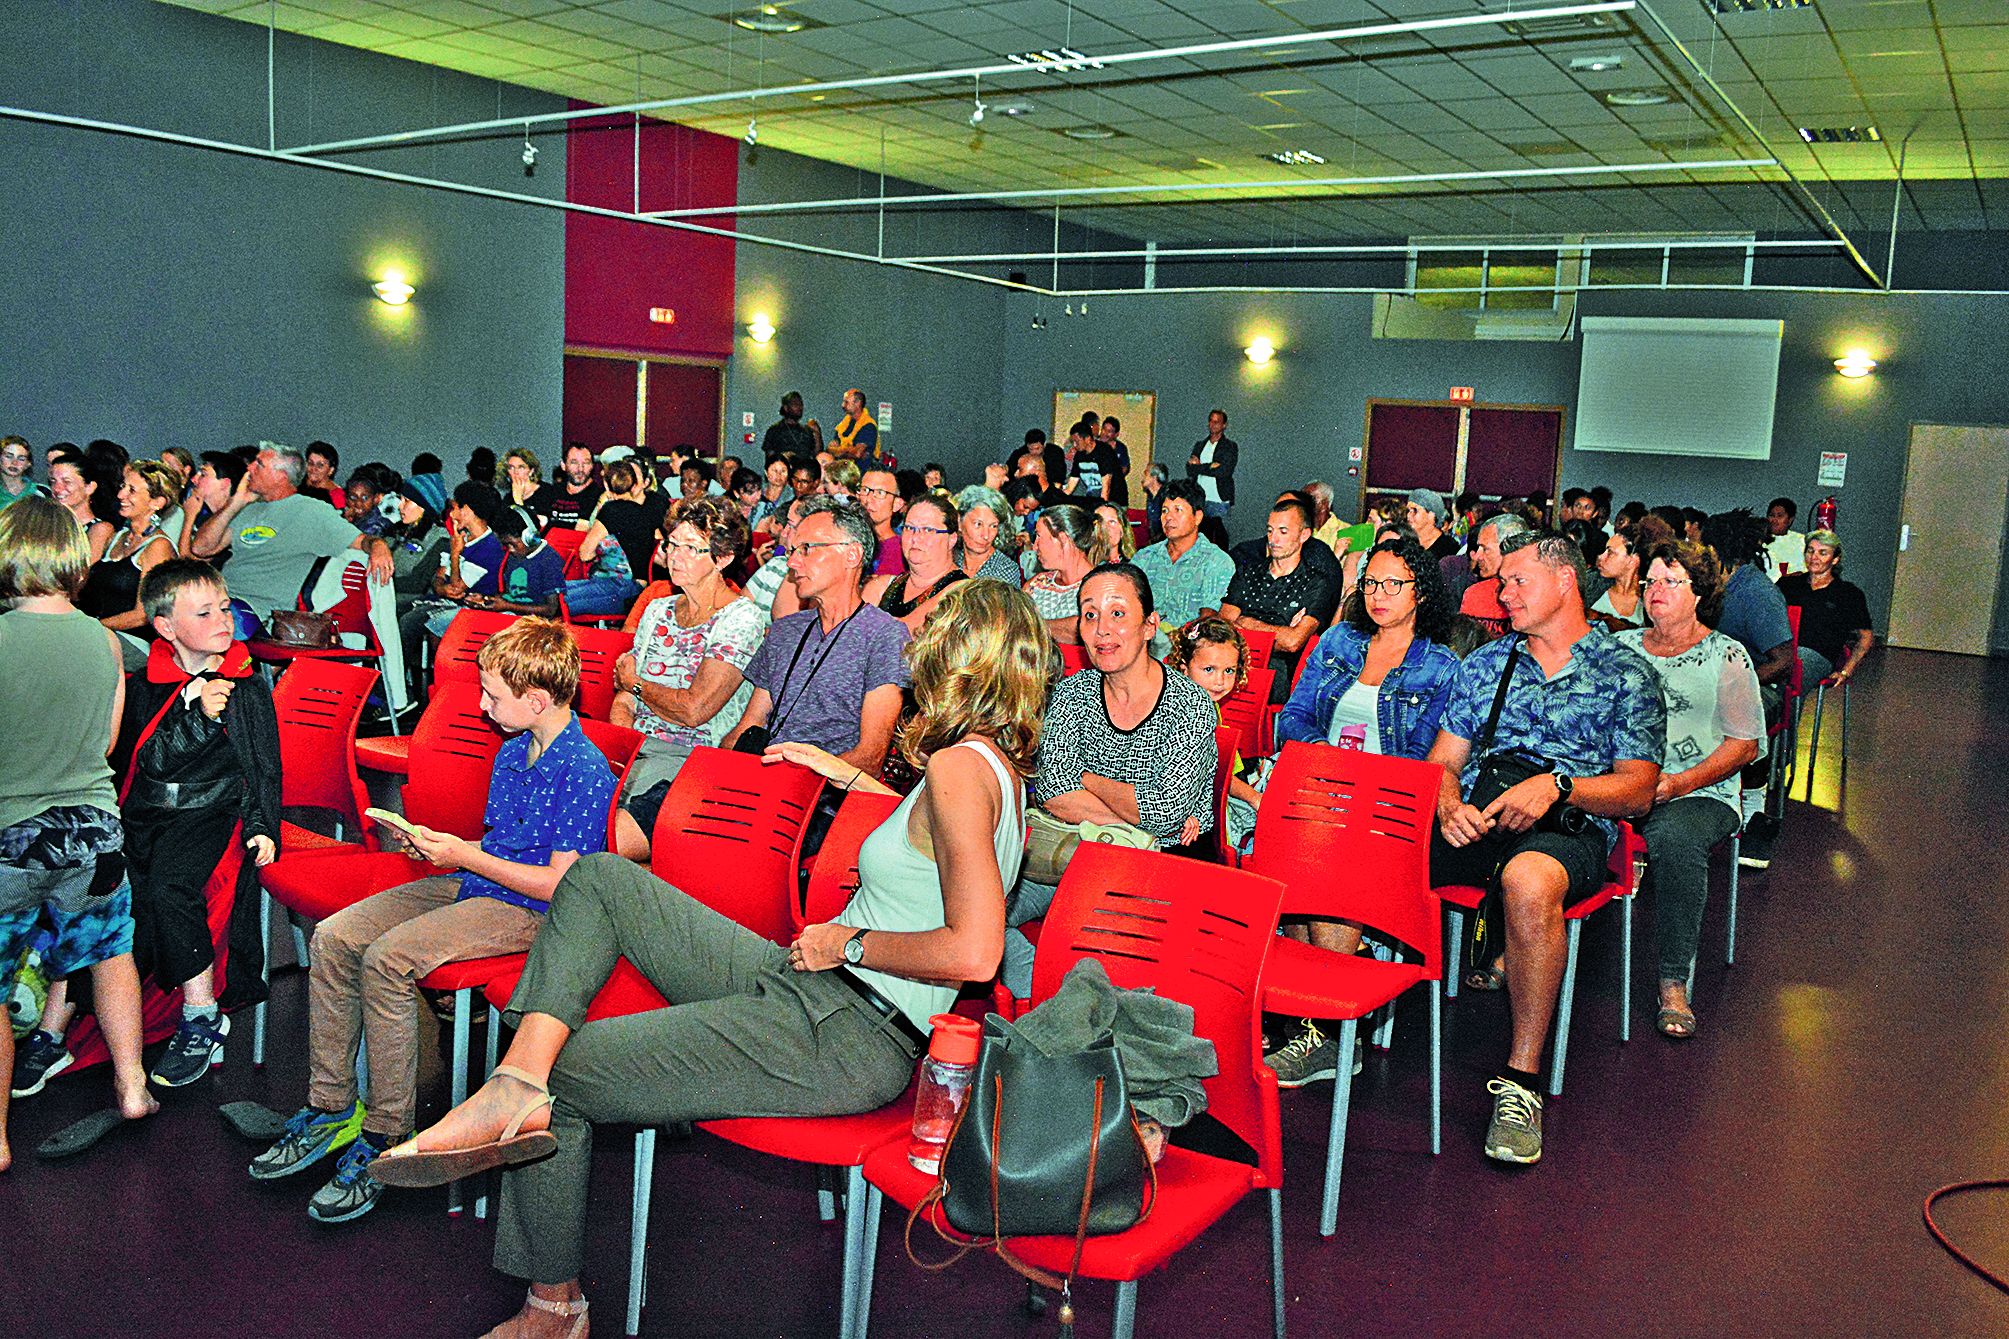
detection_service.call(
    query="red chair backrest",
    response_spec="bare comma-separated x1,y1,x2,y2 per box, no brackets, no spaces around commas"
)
1057,643,1089,677
435,610,518,686
800,790,903,928
404,681,505,839
1035,844,1288,1186
576,717,646,848
1210,725,1237,865
272,659,378,841
316,562,378,649
1784,604,1804,700
1239,626,1277,672
570,625,635,721
649,746,827,944
544,526,589,579
1217,667,1275,759
1247,741,1443,972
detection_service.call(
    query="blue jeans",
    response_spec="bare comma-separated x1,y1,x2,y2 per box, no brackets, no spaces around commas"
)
1797,646,1835,686
561,575,640,617
1202,500,1231,523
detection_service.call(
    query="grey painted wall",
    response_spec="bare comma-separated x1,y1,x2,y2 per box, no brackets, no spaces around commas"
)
0,0,567,478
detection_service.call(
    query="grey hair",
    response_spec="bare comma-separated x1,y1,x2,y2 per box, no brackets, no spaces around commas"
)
1500,529,1590,604
259,440,306,488
1805,527,1842,570
1478,512,1532,544
1304,480,1334,508
1146,462,1169,484
799,494,878,586
955,484,1012,530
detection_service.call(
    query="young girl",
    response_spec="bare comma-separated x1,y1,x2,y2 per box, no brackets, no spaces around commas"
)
1166,616,1264,853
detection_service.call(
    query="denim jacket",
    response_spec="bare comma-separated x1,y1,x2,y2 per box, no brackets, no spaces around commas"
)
1275,621,1458,760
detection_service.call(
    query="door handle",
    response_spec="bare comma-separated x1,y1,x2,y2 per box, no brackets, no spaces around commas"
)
1899,524,1911,552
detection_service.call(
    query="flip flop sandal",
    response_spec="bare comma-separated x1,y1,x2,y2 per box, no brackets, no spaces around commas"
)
482,1289,589,1339
369,1064,556,1189
1656,1006,1698,1039
1465,961,1507,992
36,1107,147,1161
218,1100,292,1143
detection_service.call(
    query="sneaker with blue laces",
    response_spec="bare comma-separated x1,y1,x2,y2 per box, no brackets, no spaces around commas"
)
308,1133,399,1224
11,1029,74,1098
249,1101,367,1181
150,1011,230,1088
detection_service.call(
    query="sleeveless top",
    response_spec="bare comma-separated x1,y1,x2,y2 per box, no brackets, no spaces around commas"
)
0,611,121,831
836,740,1024,1032
77,523,163,622
877,568,965,619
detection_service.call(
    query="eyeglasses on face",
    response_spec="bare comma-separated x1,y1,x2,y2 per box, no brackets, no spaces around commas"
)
858,485,898,500
1357,576,1416,595
792,539,859,557
662,540,712,559
1641,577,1692,591
900,523,951,537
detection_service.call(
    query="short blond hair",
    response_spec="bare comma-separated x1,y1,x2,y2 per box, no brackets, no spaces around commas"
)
822,459,862,496
898,578,1048,776
126,459,186,512
0,496,92,600
476,616,580,706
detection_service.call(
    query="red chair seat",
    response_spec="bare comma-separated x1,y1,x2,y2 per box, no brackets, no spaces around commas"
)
862,1140,1259,1281
1564,883,1621,921
702,1087,917,1166
481,957,668,1020
278,820,361,855
1260,938,1429,1018
262,850,426,922
421,953,527,994
1432,883,1484,912
247,640,377,664
355,735,412,774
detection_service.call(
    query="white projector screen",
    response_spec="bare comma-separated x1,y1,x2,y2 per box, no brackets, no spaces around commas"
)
1575,316,1783,459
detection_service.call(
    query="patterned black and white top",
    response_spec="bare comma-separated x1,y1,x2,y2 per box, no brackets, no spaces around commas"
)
1034,663,1220,840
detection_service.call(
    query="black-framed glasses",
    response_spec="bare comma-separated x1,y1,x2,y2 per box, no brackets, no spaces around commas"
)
1358,576,1416,595
900,523,951,537
858,485,898,500
793,539,859,556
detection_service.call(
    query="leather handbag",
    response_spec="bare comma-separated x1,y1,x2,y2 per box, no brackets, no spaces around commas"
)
1022,809,1157,887
264,609,340,649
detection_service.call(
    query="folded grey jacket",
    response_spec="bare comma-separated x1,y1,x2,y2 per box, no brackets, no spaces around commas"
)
1011,958,1218,1127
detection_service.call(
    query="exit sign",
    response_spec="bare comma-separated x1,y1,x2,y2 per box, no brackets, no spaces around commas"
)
1449,386,1475,402
648,307,676,325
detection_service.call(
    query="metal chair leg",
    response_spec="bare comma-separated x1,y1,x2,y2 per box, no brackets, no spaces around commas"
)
838,1165,867,1339
253,891,271,1066
855,1186,884,1339
1839,682,1851,782
291,920,311,971
1269,1188,1287,1339
817,1165,838,1223
627,1128,657,1336
1726,837,1741,966
1548,921,1583,1098
476,1004,501,1219
1428,984,1442,1156
1618,895,1632,1044
1317,1017,1359,1238
1444,907,1464,1000
1113,1280,1140,1339
446,986,470,1216
1805,682,1827,799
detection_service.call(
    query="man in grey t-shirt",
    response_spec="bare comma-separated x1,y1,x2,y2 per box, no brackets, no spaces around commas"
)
194,442,393,620
722,498,910,777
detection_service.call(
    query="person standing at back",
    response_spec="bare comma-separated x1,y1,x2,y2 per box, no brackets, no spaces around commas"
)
1187,409,1238,524
761,392,818,462
830,389,878,463
1763,497,1806,581
1097,415,1132,506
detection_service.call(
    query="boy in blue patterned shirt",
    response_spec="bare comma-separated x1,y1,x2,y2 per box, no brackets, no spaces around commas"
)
249,618,615,1223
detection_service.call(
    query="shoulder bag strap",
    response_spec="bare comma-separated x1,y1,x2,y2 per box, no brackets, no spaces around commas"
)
1474,636,1524,756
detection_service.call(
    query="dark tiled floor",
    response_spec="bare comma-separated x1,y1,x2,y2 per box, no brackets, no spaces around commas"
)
4,649,2008,1337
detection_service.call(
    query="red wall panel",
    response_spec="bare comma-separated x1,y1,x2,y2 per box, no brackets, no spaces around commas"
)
1467,407,1563,499
565,107,737,360
561,356,638,452
645,362,723,458
1364,403,1461,494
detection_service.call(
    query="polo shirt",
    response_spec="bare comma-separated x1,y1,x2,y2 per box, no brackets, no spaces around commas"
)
1133,535,1235,630
457,713,615,911
743,603,911,756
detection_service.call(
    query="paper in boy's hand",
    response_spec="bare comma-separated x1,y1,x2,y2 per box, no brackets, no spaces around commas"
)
364,807,432,852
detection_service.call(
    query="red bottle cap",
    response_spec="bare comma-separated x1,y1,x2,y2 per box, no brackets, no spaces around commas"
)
926,1013,982,1066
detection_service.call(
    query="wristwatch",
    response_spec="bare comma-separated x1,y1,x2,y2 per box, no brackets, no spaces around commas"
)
1552,771,1574,803
627,683,646,706
842,928,869,966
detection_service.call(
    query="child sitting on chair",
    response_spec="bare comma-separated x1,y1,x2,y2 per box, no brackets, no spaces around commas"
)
249,616,615,1225
1166,617,1265,853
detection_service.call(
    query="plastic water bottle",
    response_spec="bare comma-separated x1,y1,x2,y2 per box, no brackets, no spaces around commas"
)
908,1013,983,1174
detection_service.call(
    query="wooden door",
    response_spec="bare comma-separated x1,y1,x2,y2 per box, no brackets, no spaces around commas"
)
1053,389,1156,478
1887,423,2009,655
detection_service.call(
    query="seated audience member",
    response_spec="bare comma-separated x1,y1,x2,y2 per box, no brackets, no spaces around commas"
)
1764,497,1806,580
300,441,344,508
1681,507,1707,544
191,442,393,628
1219,496,1336,700
857,468,906,576
80,461,183,656
921,463,946,490
1094,501,1137,564
866,494,966,634
1141,462,1169,541
1305,480,1343,554
0,499,153,1165
1008,562,1217,995
1700,509,1793,869
477,509,568,618
1424,531,1664,1166
340,465,399,537
404,452,450,520
368,582,1039,1339
952,485,1024,584
248,618,615,1223
1777,529,1871,687
1023,504,1107,646
385,497,449,608
1132,479,1236,647
720,498,911,781
1000,476,1043,549
1165,617,1265,853
502,448,555,530
1405,488,1461,561
544,444,603,529
400,481,508,675
1589,516,1674,630
611,500,767,852
1264,536,1459,1084
49,453,116,566
1614,540,1763,1041
752,453,795,531
561,458,659,617
117,560,282,1087
727,466,765,524
744,498,806,617
821,458,862,502
1459,511,1529,643
1,436,43,508
788,457,822,504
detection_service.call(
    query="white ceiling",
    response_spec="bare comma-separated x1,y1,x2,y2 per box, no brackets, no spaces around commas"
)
160,0,2009,244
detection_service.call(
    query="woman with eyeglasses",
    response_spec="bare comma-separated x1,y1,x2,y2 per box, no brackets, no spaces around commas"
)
1612,539,1762,1040
864,494,966,633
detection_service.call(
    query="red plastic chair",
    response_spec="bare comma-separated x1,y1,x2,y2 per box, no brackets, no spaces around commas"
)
543,526,590,580
248,563,404,731
1057,642,1089,677
858,844,1290,1339
1436,820,1645,1097
647,746,826,945
355,609,515,775
570,625,634,721
1218,666,1277,759
1239,626,1277,673
797,790,904,929
1244,742,1443,1236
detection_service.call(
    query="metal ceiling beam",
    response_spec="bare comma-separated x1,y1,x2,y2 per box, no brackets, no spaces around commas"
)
896,237,1843,265
282,1,1638,157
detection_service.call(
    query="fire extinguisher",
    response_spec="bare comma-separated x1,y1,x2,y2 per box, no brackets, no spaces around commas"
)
1813,496,1837,531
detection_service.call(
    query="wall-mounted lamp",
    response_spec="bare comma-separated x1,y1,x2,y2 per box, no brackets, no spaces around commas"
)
747,314,776,343
373,272,414,306
1244,336,1276,366
1833,349,1877,378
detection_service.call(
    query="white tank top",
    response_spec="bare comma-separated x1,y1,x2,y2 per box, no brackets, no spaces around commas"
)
836,740,1024,1031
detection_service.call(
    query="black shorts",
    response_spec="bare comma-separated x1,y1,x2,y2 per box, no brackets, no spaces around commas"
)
1429,822,1610,903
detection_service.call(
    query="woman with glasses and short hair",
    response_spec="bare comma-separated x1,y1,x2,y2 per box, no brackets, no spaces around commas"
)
863,493,966,633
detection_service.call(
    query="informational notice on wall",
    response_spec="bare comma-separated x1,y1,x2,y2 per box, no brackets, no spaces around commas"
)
878,402,893,428
741,411,755,428
1818,451,1847,487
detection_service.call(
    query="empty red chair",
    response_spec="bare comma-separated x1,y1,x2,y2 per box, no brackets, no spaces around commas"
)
570,625,634,721
1245,741,1444,1236
859,844,1290,1339
355,609,516,775
647,746,826,945
1218,666,1276,759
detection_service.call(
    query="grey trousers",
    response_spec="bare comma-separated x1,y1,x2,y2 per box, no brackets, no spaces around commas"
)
1641,795,1740,985
493,853,919,1284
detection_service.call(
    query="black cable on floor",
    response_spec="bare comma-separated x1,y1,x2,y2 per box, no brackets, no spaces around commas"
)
1922,1180,2009,1294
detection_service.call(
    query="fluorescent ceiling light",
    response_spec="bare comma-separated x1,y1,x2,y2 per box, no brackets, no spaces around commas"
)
1706,0,1813,13
1007,48,1104,72
1604,89,1674,106
1569,55,1625,72
1266,150,1328,166
1060,125,1120,141
1798,125,1880,143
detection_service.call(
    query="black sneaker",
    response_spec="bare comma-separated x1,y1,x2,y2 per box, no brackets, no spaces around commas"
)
150,1011,230,1088
11,1029,74,1098
308,1134,399,1224
1738,813,1779,870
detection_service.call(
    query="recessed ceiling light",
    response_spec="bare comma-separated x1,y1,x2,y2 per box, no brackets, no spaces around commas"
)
1059,124,1121,141
1798,125,1881,143
992,97,1036,118
1569,55,1625,72
1265,149,1327,166
1706,0,1814,14
1007,48,1104,72
723,7,822,34
1604,89,1674,107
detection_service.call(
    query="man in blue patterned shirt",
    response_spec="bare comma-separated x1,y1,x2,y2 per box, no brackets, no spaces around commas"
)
1425,532,1665,1166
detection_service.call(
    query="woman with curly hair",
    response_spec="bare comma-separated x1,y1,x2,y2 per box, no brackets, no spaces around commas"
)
952,484,1022,584
1265,535,1461,1085
371,579,1043,1339
500,447,555,531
